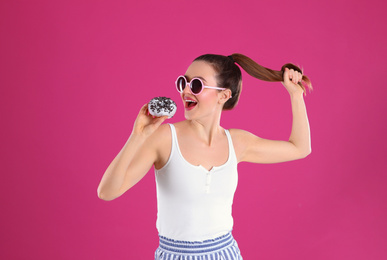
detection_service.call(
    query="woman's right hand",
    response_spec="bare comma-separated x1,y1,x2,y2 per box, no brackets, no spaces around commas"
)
132,104,169,137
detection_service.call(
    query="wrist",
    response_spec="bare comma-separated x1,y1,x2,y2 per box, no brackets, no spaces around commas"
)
129,131,148,143
289,91,304,100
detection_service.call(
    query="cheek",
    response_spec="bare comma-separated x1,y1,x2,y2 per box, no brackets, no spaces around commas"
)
197,93,219,111
198,91,218,103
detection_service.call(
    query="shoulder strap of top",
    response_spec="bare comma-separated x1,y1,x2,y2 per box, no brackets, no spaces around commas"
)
224,129,237,162
168,123,178,149
155,124,177,172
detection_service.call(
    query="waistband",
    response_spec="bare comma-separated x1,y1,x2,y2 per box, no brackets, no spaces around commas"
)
158,232,235,254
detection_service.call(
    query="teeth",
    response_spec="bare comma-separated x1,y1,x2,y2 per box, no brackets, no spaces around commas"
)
186,100,196,103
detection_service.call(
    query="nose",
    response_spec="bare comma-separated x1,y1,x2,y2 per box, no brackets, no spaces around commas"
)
182,83,191,95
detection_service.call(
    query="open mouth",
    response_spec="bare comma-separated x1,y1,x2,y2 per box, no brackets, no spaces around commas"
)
184,99,197,109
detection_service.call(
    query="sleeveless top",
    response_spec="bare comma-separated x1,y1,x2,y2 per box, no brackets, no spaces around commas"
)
155,124,239,241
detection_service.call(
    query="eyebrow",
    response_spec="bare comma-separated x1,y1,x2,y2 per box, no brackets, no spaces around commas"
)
184,75,207,83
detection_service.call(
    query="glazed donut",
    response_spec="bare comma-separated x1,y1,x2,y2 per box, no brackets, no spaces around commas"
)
148,97,177,118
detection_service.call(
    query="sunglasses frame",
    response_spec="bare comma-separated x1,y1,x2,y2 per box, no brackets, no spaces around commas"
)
175,75,226,95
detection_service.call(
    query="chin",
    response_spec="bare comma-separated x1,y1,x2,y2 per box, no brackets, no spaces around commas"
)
184,112,194,120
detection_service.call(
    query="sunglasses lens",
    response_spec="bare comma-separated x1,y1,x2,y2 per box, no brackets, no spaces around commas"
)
176,76,186,92
191,79,203,94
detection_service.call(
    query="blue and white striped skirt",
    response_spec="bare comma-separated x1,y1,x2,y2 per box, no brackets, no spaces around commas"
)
154,232,243,260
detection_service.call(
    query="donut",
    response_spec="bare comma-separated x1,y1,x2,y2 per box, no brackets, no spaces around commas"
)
148,97,177,118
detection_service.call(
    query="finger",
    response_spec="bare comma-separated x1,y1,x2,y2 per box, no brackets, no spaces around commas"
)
291,69,298,84
139,103,148,115
154,116,169,127
283,68,291,83
140,103,147,111
293,71,299,84
293,71,300,84
289,69,295,83
292,70,296,83
151,114,168,121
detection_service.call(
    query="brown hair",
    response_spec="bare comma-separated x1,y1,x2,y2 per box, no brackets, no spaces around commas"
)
194,53,312,110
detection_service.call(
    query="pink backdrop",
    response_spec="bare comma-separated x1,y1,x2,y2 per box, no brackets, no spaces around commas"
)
1,0,386,259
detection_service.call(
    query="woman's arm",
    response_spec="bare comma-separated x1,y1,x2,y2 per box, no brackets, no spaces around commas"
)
97,104,168,201
233,68,311,164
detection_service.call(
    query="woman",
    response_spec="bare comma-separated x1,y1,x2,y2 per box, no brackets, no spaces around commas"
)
97,53,312,259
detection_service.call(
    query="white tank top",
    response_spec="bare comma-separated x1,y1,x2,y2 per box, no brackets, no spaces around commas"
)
155,124,238,241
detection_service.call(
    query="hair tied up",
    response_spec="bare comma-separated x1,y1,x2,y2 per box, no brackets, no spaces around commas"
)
280,63,313,93
227,55,235,63
231,53,313,94
193,53,313,110
281,63,302,75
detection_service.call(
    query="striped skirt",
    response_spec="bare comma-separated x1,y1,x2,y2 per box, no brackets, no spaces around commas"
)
154,232,243,260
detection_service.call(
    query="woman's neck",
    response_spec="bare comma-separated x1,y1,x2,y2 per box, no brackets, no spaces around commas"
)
186,114,223,146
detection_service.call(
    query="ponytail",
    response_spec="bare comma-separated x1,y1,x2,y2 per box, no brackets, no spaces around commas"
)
193,53,312,110
230,53,312,93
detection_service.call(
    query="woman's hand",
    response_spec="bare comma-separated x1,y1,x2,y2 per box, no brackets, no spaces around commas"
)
132,104,169,137
282,67,304,96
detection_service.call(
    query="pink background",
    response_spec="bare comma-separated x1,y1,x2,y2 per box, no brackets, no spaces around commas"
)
1,0,386,259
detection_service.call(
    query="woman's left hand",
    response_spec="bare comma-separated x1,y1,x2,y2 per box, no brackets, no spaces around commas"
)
282,67,304,96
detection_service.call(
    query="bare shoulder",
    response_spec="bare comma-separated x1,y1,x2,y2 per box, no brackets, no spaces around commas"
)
228,128,260,162
229,128,250,136
154,122,172,135
172,120,188,131
228,128,259,142
148,123,172,146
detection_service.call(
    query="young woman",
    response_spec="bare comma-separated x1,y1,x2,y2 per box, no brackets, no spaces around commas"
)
97,53,312,259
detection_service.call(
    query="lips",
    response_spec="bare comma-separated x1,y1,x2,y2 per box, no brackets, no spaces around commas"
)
183,96,198,110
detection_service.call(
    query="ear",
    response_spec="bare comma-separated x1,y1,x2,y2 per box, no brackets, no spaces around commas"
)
218,89,232,105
